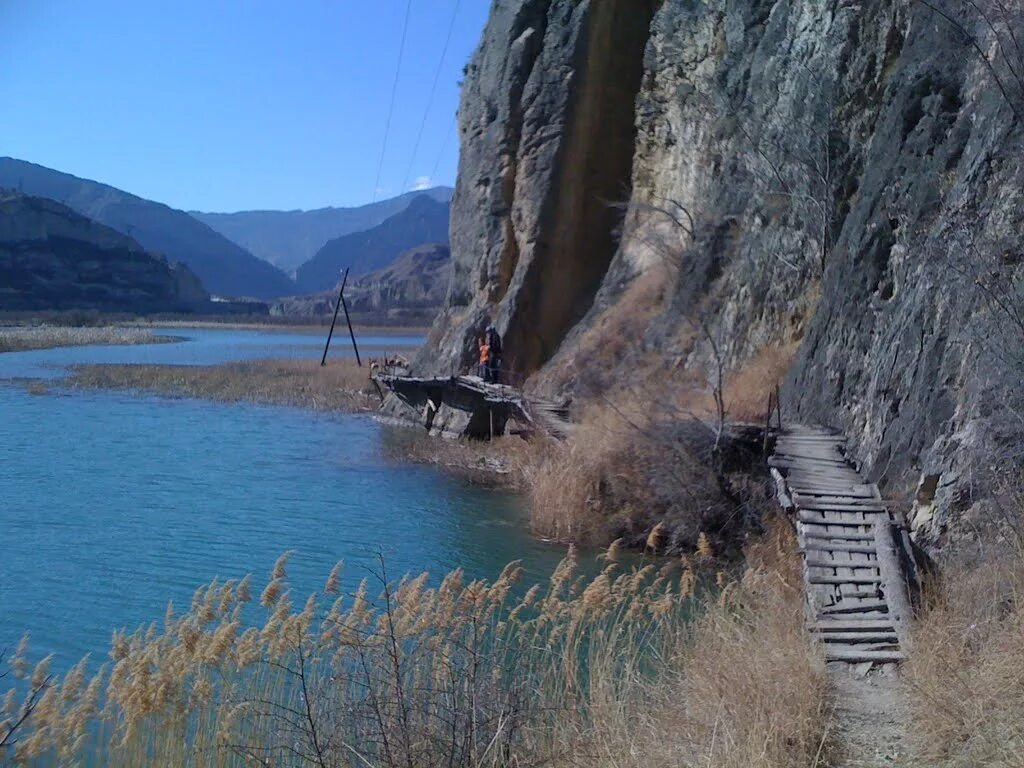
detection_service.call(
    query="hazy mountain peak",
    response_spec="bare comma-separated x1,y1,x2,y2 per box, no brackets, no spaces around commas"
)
191,186,453,274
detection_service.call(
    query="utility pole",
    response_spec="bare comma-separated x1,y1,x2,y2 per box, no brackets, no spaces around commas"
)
320,267,362,367
321,268,349,366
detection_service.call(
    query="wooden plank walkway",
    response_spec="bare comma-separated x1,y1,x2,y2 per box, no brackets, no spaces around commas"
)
770,427,918,666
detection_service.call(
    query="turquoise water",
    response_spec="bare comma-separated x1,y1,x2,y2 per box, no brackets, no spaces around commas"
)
0,329,566,669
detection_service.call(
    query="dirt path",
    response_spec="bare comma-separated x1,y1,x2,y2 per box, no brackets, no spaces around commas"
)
829,666,909,767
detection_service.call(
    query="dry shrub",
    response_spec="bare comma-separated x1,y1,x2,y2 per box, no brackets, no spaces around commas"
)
70,358,380,412
525,399,739,551
723,341,799,422
541,268,671,395
0,520,831,768
905,551,1024,767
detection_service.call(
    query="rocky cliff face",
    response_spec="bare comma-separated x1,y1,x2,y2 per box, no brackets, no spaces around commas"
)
417,0,1024,546
0,192,209,312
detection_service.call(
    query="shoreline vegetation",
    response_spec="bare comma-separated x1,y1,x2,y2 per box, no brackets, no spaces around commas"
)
0,519,835,767
68,359,386,413
0,309,430,335
0,326,181,354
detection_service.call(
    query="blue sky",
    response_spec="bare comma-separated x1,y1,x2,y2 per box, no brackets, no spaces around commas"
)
0,1,489,212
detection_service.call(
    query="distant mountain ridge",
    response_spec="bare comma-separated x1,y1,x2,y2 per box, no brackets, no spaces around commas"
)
295,195,450,294
0,157,294,299
191,187,452,274
0,191,208,312
271,243,451,326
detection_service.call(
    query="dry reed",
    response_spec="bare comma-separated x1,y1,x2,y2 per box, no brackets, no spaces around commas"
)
524,398,741,552
70,359,381,413
0,518,831,767
0,326,176,353
905,550,1024,764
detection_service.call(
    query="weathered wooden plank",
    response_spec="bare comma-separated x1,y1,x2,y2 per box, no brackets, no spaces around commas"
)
803,517,884,531
804,558,880,570
772,447,847,457
782,476,863,487
819,632,899,643
798,502,891,512
810,620,896,631
819,600,889,614
801,543,879,555
795,492,879,503
801,531,877,542
838,589,883,600
824,649,905,663
809,574,884,585
773,457,850,468
798,512,875,527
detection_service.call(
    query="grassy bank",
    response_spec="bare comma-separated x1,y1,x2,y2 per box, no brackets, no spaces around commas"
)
0,519,832,767
0,326,178,354
904,487,1024,767
69,358,382,412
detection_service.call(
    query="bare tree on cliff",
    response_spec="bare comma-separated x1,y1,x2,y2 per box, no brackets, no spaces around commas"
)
915,0,1024,126
729,62,844,277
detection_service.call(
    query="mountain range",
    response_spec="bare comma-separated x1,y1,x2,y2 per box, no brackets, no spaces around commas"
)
0,157,293,300
295,195,450,294
192,187,452,274
0,157,453,307
272,242,451,325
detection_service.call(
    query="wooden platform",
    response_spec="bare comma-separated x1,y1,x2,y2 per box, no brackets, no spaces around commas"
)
374,374,572,438
771,427,920,666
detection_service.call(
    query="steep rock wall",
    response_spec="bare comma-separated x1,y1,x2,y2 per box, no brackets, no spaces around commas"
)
422,0,659,376
421,0,1024,544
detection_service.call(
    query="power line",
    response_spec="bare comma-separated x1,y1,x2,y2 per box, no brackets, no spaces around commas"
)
372,0,414,203
401,0,462,194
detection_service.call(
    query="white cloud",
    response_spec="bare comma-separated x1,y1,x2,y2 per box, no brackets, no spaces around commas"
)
411,176,432,191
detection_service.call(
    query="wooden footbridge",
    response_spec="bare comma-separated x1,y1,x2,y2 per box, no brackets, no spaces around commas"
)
770,427,921,666
374,374,573,439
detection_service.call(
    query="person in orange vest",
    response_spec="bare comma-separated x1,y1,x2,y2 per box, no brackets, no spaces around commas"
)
477,336,491,381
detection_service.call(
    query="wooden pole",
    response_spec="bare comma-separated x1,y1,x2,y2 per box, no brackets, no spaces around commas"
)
321,268,350,366
340,283,362,367
762,391,774,456
775,383,783,430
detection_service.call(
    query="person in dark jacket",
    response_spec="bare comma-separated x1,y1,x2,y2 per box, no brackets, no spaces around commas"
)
486,325,502,384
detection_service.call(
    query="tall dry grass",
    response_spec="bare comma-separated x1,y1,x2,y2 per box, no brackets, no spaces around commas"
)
722,341,799,423
70,359,381,413
1,520,830,767
524,396,752,553
905,481,1024,767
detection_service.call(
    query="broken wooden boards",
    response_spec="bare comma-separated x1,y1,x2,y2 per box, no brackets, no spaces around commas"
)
771,428,915,666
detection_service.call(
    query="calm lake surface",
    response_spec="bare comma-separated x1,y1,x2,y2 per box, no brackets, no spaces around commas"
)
0,328,566,668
